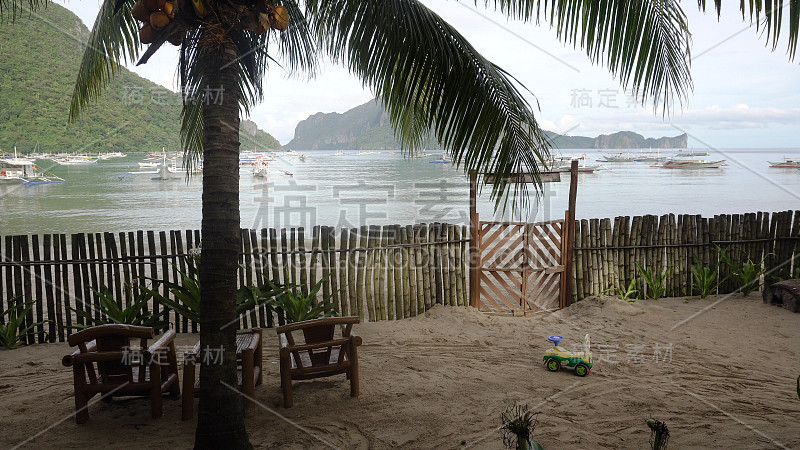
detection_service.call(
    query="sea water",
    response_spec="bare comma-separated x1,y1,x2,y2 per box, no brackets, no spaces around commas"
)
1,148,798,236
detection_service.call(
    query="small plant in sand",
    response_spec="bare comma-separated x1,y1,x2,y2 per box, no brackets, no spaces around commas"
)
603,278,640,302
501,403,544,450
720,249,770,296
636,263,671,300
0,299,49,350
68,285,169,330
646,417,669,449
690,262,723,299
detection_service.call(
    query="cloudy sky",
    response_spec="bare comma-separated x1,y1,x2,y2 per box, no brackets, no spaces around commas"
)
61,1,800,148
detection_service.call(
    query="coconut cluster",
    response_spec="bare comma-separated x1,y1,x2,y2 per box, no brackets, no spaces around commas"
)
133,0,183,45
134,0,290,46
236,2,289,35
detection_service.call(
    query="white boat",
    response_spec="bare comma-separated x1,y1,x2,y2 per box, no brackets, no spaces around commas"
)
253,161,270,178
546,153,605,173
674,149,709,157
54,155,98,165
654,159,726,169
252,161,293,178
597,152,637,162
0,157,65,185
0,147,35,165
429,155,453,164
355,151,380,156
768,157,800,168
332,151,346,156
121,155,200,180
98,151,127,160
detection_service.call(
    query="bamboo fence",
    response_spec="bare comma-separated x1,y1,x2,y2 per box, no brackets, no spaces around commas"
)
569,211,800,302
0,224,469,344
2,210,798,344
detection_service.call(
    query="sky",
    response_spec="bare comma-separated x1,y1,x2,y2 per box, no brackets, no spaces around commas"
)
59,0,800,148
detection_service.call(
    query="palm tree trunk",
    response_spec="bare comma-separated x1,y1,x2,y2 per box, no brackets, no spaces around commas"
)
195,36,251,449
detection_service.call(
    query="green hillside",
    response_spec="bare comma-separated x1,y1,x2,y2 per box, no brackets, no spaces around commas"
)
285,99,688,150
0,2,280,154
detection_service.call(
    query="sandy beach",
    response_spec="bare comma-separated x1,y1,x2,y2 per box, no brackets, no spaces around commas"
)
1,294,799,449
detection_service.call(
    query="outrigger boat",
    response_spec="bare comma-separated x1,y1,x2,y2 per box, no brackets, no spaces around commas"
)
53,155,98,165
546,153,606,173
653,159,726,169
768,157,800,168
597,152,637,162
0,155,65,185
121,155,201,180
674,149,709,157
252,161,293,178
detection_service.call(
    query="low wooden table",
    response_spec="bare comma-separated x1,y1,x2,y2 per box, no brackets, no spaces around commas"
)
181,328,263,420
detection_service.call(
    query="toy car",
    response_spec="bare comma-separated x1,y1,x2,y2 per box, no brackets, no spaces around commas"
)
543,334,592,377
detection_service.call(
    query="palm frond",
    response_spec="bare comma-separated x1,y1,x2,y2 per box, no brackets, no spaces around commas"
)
489,0,693,112
178,23,280,169
277,0,318,77
0,0,47,22
69,0,140,121
308,0,551,212
698,0,799,61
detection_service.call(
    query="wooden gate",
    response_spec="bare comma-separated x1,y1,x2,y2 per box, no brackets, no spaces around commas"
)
475,220,566,314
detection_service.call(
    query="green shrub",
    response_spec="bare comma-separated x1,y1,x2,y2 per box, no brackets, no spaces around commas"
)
720,249,769,296
603,278,640,302
691,262,723,299
68,286,169,330
1,300,49,350
636,263,671,300
270,275,337,323
144,257,286,324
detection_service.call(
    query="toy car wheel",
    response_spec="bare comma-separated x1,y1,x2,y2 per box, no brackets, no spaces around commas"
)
545,358,561,372
575,363,590,377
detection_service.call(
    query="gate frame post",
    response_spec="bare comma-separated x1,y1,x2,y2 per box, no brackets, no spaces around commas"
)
469,171,480,308
561,160,579,308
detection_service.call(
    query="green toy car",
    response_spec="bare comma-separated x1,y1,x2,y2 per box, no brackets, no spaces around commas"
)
542,334,592,377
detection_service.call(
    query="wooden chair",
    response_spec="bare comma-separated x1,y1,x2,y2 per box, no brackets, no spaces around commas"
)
62,324,180,424
182,328,263,420
277,316,362,408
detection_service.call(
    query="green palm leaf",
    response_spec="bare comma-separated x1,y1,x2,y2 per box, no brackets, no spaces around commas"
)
699,0,800,60
0,0,47,22
308,0,552,211
491,0,693,111
68,0,140,121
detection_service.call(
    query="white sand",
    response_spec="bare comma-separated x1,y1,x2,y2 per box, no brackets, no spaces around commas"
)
1,294,799,449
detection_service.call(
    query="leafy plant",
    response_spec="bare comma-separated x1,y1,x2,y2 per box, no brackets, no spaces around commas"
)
0,300,49,350
142,265,202,323
270,275,337,323
720,249,770,296
690,262,724,299
144,257,285,324
636,263,671,300
501,403,544,450
68,286,169,330
603,278,640,302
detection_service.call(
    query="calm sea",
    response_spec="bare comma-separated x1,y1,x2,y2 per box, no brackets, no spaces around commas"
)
1,148,799,236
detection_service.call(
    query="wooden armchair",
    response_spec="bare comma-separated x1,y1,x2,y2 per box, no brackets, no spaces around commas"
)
62,324,180,424
277,316,362,408
182,328,263,420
